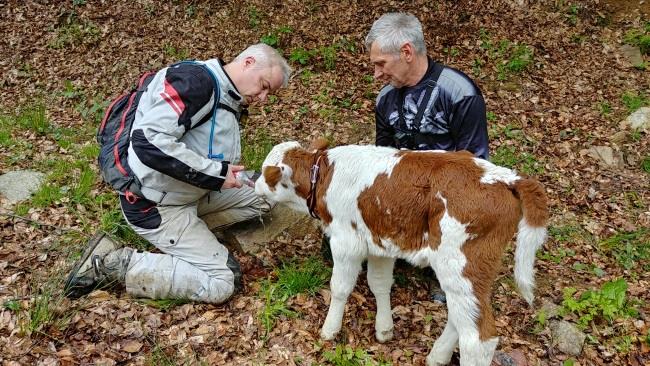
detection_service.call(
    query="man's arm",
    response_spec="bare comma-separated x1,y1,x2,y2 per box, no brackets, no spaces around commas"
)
130,64,230,191
450,94,489,160
375,109,396,147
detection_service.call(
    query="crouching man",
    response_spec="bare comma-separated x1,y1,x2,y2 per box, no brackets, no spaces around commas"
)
65,43,291,304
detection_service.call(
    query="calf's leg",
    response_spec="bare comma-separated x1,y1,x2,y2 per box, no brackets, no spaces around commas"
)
366,255,395,342
320,249,363,340
426,318,459,366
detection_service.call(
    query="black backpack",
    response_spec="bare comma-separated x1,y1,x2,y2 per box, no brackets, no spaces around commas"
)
97,61,221,203
97,71,156,202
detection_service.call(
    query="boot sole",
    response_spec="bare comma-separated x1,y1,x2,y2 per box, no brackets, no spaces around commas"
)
63,232,109,298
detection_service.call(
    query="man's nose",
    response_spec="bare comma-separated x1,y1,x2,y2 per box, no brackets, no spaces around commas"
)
374,66,383,79
258,90,268,103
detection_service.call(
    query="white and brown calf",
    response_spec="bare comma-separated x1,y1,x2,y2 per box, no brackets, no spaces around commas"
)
255,140,548,366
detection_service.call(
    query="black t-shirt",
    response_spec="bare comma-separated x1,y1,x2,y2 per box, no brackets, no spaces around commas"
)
375,57,489,159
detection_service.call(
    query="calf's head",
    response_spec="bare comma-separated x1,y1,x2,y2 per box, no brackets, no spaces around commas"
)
255,140,329,212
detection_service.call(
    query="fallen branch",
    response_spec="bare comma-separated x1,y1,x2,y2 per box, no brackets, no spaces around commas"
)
0,213,81,233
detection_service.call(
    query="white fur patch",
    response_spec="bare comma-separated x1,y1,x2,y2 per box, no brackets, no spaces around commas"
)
473,158,520,185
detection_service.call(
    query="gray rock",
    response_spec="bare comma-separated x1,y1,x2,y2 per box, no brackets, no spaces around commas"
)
550,320,586,356
620,45,644,67
0,170,45,203
493,349,528,366
205,204,317,254
609,131,627,144
620,106,650,131
584,146,624,168
539,299,561,319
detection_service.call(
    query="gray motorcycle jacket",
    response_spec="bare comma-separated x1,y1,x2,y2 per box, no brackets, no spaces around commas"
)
127,59,244,205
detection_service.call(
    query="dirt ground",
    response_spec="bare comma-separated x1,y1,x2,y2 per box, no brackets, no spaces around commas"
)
0,1,649,365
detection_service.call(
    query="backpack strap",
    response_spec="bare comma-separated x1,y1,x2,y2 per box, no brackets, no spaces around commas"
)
172,60,223,160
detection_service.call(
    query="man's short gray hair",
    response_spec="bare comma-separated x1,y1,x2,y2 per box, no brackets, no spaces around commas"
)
364,13,427,56
235,43,292,87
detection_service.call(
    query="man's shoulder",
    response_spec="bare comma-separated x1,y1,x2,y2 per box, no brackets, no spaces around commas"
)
376,84,396,107
435,64,482,99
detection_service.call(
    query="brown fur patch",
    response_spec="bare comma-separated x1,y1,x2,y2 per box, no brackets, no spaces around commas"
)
262,166,282,191
307,137,330,152
358,150,534,341
281,149,334,224
511,179,548,228
357,151,489,251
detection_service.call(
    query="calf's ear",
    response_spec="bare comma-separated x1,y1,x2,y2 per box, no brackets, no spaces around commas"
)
262,166,283,190
307,137,329,152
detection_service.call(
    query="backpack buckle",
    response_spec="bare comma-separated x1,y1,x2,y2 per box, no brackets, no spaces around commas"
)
125,190,139,204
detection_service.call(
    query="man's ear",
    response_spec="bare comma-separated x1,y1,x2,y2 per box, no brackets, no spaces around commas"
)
243,56,256,69
400,42,415,62
307,137,329,152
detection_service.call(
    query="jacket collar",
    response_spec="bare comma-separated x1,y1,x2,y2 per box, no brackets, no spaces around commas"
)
204,59,242,112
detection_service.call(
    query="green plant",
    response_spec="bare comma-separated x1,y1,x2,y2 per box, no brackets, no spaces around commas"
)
162,43,189,61
248,6,260,29
49,17,100,49
258,256,331,334
290,48,314,65
322,345,391,366
77,96,109,124
62,80,84,100
571,34,586,44
23,277,71,335
598,101,612,115
538,247,575,264
624,22,650,55
31,183,64,208
600,229,650,271
566,4,580,25
497,43,533,80
241,128,275,172
140,298,190,311
642,156,650,173
185,4,197,18
560,279,638,329
486,111,497,122
146,344,176,366
3,299,20,312
15,104,51,136
443,46,460,58
548,225,586,243
319,45,337,70
99,206,152,251
614,335,633,354
71,164,96,205
563,359,576,366
259,281,298,334
621,91,648,113
490,145,543,175
261,26,292,48
275,256,331,296
261,33,280,47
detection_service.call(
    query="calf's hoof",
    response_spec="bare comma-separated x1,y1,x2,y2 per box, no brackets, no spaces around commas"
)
320,327,340,341
426,352,452,366
375,328,394,343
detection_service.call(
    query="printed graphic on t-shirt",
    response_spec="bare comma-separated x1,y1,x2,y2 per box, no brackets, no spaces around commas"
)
386,85,449,149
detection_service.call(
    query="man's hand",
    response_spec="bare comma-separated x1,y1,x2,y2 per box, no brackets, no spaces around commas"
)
222,164,245,189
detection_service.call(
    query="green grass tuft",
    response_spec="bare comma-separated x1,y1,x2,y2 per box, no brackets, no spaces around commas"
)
241,128,275,172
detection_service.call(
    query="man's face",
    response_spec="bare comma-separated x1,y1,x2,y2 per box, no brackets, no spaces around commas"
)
238,58,284,105
369,41,411,88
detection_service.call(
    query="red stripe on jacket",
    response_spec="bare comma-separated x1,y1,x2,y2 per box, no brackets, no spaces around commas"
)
161,79,185,116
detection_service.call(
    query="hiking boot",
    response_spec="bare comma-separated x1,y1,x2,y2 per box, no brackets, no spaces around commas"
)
64,233,132,298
